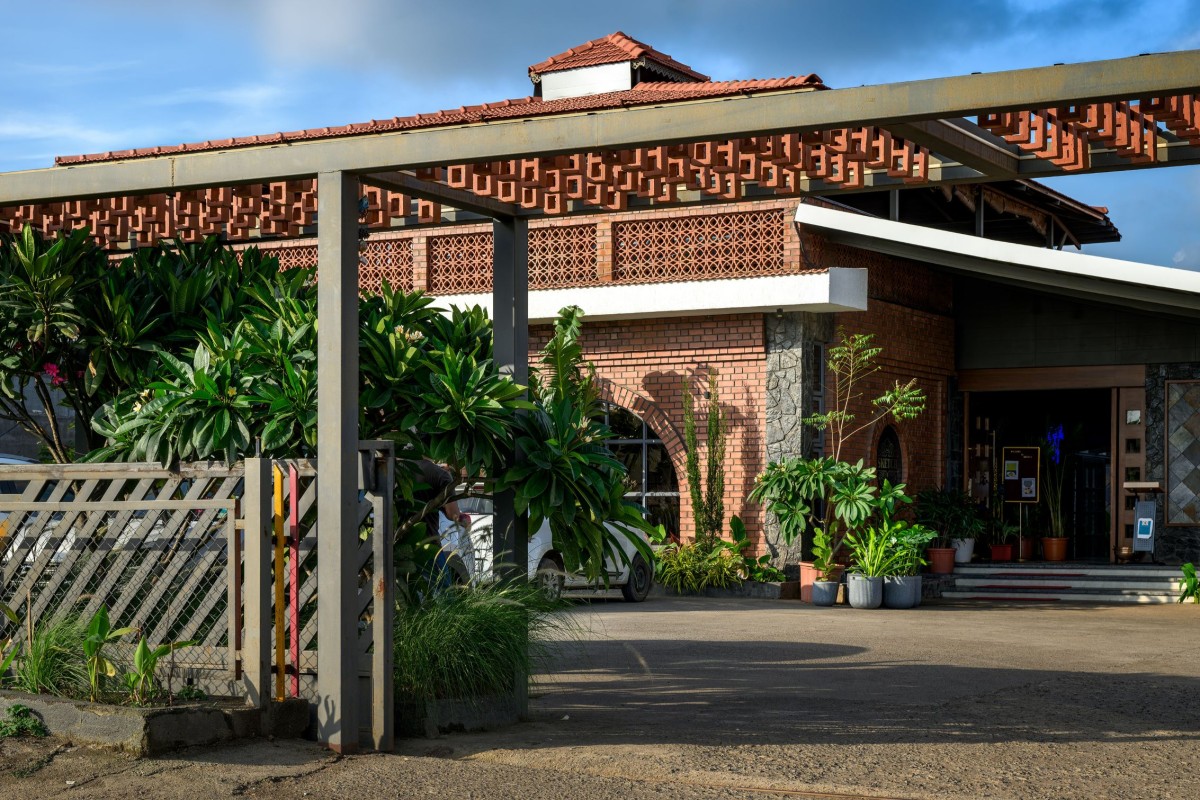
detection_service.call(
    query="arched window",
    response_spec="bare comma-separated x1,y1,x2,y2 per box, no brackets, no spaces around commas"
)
596,403,680,538
876,426,903,486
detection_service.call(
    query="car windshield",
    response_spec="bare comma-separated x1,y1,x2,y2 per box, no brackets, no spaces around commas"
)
0,480,27,495
458,497,494,515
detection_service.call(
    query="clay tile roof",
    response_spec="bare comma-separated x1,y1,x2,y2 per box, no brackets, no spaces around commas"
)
529,31,709,81
53,77,828,166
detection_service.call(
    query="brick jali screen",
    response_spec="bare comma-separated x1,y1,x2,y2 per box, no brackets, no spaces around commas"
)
612,209,786,284
427,231,493,295
528,224,599,289
360,237,415,294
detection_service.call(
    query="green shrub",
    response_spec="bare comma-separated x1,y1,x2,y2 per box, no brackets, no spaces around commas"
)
1180,563,1199,603
393,581,572,704
14,616,86,697
655,542,742,594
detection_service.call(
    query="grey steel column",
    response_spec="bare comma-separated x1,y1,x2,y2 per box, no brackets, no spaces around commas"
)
315,170,361,753
492,216,529,582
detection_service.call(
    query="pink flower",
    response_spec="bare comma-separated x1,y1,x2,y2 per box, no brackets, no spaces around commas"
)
42,363,66,387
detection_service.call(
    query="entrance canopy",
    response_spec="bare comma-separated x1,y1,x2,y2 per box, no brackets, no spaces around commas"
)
794,203,1200,316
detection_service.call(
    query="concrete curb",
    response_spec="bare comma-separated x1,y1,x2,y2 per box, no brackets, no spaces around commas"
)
0,690,308,756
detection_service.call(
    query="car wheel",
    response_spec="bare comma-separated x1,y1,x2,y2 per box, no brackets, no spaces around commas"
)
536,557,565,601
621,554,652,602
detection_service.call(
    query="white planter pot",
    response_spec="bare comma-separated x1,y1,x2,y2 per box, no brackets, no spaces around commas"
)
951,538,975,564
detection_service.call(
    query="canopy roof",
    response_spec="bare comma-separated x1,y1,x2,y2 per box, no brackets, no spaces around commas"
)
795,202,1200,316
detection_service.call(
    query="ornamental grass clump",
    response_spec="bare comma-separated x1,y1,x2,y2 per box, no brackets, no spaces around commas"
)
13,615,87,698
654,542,742,594
393,580,575,705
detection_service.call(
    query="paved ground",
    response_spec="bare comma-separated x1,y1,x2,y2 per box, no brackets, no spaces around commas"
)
2,597,1199,799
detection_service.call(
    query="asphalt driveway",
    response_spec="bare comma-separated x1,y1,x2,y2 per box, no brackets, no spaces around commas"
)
2,597,1198,799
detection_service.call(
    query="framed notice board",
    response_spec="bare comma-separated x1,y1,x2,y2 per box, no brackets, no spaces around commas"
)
1002,446,1040,504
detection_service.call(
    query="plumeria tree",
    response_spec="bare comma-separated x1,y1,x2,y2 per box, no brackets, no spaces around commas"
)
0,225,651,580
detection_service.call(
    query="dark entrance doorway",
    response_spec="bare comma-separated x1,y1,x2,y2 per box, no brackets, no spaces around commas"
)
966,389,1111,561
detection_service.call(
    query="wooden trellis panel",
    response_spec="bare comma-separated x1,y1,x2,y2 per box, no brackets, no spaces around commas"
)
0,462,243,693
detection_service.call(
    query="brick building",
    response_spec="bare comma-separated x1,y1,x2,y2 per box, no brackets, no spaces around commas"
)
7,32,1200,565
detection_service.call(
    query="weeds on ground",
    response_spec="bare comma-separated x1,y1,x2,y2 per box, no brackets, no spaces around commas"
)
394,579,577,705
0,705,47,738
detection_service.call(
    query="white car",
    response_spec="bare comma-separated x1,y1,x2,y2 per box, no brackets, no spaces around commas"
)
439,496,654,602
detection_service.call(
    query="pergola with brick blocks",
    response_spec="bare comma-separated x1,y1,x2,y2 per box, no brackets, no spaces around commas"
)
2,32,1198,751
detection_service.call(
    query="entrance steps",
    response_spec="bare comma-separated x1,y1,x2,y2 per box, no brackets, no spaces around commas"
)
941,562,1182,604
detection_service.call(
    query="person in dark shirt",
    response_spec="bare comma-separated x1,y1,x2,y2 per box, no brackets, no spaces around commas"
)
414,459,468,536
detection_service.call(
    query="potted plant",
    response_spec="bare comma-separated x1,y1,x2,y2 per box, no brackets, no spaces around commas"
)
749,330,925,606
844,525,893,609
809,529,841,607
989,522,1019,561
882,522,936,608
914,489,981,574
1041,423,1070,562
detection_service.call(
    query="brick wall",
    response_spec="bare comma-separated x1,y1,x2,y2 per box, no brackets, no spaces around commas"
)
532,313,768,548
829,242,956,495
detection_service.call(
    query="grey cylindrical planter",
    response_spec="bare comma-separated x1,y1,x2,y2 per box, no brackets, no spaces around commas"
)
847,574,883,609
811,580,839,607
883,575,921,609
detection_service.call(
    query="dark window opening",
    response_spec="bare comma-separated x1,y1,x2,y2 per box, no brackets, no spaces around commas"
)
596,403,680,539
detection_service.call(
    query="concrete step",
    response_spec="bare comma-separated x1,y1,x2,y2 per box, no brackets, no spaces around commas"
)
942,588,1177,604
941,562,1183,604
953,576,1181,591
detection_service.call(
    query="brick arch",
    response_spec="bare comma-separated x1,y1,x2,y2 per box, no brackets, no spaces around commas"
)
595,378,687,477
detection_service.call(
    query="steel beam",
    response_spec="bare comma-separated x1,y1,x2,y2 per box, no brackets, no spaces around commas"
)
2,50,1197,205
888,118,1019,179
315,170,361,754
1017,136,1200,177
491,217,529,583
362,170,519,220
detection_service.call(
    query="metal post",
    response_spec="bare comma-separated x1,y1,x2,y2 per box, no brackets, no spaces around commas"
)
491,216,529,582
242,457,272,707
888,189,900,221
315,170,361,753
371,448,395,751
974,187,985,236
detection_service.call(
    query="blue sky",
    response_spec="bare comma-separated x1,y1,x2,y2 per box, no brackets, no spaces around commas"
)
2,0,1199,267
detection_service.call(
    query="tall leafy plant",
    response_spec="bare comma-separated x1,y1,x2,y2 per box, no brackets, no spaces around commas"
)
506,306,655,581
750,329,925,572
683,372,727,550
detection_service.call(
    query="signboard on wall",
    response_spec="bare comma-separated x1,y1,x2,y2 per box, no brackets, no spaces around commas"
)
1002,447,1040,504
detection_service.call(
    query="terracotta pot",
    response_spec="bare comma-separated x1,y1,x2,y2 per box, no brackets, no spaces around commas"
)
927,547,956,575
1016,536,1039,561
990,543,1013,561
1041,537,1069,562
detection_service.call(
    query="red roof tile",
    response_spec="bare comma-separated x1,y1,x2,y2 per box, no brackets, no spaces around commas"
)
54,77,826,166
529,31,708,81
